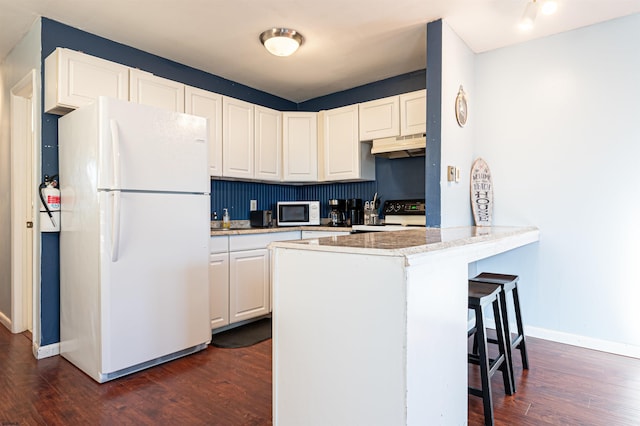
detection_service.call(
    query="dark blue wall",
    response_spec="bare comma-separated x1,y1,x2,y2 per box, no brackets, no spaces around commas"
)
425,20,443,227
38,17,431,346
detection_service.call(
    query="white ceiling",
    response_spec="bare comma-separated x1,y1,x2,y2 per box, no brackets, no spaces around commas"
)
2,0,640,102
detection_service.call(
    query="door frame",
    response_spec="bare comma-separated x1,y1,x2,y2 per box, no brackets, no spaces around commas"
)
10,69,40,349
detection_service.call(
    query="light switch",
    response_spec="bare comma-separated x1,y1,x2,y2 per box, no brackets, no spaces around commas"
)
447,166,461,183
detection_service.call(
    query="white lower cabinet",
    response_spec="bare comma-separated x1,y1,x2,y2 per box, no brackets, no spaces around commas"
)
210,236,230,329
229,249,270,323
210,231,300,330
209,252,230,328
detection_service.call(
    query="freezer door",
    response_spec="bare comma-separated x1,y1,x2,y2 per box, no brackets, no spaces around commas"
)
99,191,210,374
96,97,209,194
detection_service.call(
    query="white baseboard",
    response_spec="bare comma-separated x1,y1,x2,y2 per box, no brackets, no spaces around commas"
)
33,342,60,359
0,311,11,331
483,319,640,360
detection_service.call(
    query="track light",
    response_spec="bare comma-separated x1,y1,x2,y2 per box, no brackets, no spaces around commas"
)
519,0,539,31
519,0,557,31
541,0,558,15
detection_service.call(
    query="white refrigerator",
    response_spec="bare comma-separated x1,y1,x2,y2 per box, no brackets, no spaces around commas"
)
59,97,211,383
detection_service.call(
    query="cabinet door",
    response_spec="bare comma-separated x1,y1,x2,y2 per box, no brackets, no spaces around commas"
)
321,104,374,181
229,249,270,323
358,96,399,140
223,97,255,179
209,252,230,329
400,89,427,136
254,105,282,182
129,69,185,113
186,86,223,177
44,48,129,115
282,112,318,182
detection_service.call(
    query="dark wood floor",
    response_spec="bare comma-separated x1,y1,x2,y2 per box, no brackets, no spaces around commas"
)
2,326,639,425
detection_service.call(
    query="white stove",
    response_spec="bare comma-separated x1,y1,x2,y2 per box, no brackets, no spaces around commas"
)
351,199,426,232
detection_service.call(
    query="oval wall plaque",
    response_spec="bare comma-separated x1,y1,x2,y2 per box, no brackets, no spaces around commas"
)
470,158,493,226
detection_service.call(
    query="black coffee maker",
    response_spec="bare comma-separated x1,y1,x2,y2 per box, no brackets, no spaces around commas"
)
347,198,364,225
328,199,347,226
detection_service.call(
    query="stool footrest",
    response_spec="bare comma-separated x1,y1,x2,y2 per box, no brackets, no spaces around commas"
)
469,353,507,378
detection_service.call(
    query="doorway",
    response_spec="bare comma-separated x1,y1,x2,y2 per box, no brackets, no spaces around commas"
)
10,70,39,348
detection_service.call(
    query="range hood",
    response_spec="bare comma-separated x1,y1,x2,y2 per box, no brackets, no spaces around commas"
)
370,133,426,159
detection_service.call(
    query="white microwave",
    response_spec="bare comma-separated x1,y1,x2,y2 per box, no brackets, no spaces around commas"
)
277,201,321,226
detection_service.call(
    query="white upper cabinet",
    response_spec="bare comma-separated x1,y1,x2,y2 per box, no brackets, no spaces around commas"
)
254,105,282,182
319,104,375,182
282,112,318,182
45,47,129,115
129,69,185,113
399,89,427,136
359,90,427,140
358,96,400,140
223,96,255,179
185,86,223,177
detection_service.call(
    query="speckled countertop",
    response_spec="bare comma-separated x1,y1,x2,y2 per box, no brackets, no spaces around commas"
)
269,226,540,260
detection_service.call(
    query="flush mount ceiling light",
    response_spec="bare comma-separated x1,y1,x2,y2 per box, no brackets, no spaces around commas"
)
519,0,557,31
259,28,304,57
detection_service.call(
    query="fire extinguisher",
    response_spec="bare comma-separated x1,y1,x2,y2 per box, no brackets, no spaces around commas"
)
39,174,60,232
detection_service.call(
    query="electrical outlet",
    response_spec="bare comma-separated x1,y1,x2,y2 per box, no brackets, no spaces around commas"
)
250,200,257,211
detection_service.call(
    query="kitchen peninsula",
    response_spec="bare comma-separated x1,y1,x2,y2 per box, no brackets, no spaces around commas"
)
270,226,539,425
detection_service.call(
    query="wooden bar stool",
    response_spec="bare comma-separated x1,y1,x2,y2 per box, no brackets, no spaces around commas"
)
471,272,529,392
468,281,514,426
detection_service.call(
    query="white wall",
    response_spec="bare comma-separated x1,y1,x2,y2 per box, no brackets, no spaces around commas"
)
474,14,640,357
440,22,476,228
0,19,41,329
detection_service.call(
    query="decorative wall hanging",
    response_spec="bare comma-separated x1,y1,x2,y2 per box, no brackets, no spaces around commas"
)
455,85,468,127
470,157,493,226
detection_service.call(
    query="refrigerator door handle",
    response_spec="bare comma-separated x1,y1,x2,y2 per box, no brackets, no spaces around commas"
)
110,119,121,189
111,191,121,262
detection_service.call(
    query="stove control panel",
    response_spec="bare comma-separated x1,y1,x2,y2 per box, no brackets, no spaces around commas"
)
383,199,426,216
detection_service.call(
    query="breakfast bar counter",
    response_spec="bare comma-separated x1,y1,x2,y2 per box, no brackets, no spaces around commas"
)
269,226,539,426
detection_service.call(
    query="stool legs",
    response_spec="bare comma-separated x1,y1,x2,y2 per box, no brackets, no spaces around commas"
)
496,287,516,392
492,293,514,396
469,291,514,426
472,272,530,392
511,286,529,370
472,304,494,426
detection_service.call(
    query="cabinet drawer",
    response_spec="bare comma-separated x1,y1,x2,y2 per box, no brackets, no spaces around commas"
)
229,231,301,251
210,236,229,253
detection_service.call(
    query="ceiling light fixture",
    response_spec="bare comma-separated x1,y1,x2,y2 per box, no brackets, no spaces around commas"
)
541,0,558,15
259,28,304,57
519,0,539,31
519,0,558,31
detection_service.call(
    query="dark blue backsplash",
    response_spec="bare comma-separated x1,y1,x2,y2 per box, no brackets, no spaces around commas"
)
38,17,430,346
211,180,379,220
